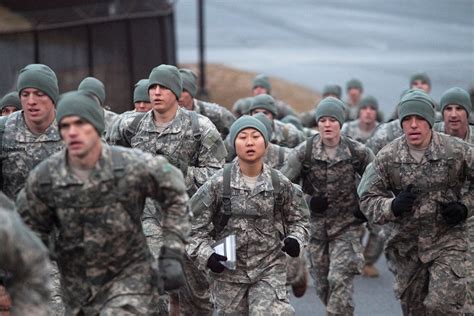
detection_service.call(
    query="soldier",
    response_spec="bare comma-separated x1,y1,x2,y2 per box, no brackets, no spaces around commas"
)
0,191,52,316
252,73,298,120
77,77,118,136
300,84,342,129
281,97,374,315
232,96,253,118
0,92,21,116
17,90,190,315
187,115,309,315
344,78,364,121
358,89,473,315
178,68,236,139
133,79,152,112
341,95,380,144
0,63,63,200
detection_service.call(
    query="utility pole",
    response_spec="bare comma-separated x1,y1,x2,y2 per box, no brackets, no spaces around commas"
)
197,0,208,99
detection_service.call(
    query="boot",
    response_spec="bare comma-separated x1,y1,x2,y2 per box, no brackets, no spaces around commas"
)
362,263,379,278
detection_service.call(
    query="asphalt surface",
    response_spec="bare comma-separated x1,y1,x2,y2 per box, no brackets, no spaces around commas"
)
175,0,474,117
175,1,473,314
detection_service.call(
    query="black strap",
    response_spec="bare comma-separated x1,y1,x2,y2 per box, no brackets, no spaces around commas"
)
212,163,233,236
302,134,318,174
271,169,287,237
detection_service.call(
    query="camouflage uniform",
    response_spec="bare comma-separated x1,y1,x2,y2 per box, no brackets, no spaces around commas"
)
365,119,403,155
358,131,474,315
103,108,119,137
343,103,359,122
341,119,379,144
273,120,306,148
0,191,52,316
187,162,310,315
17,144,190,315
282,134,374,315
193,99,236,139
0,111,63,199
263,143,292,170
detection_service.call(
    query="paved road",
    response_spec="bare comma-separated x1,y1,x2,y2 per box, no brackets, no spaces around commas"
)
175,0,474,117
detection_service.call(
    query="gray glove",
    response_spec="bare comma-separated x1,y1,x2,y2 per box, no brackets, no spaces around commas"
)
158,247,185,291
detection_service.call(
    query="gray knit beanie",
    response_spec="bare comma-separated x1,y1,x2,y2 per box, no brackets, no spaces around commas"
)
410,72,431,87
322,84,342,99
398,89,435,128
1,92,22,111
148,64,182,99
56,90,105,136
359,95,379,111
78,77,106,106
17,64,59,104
133,79,150,103
249,94,277,117
315,97,346,126
253,112,274,139
229,115,269,150
179,69,198,97
440,87,471,118
346,78,363,92
252,74,271,93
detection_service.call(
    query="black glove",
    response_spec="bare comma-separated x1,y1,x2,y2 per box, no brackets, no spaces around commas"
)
309,195,329,214
440,202,468,226
207,253,227,273
353,207,368,222
281,237,300,257
391,184,417,217
158,247,185,291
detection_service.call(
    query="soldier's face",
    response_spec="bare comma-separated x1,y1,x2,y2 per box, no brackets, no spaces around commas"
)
443,105,468,132
59,116,101,159
359,106,377,124
178,90,194,111
318,116,341,141
411,80,430,93
252,86,268,96
401,115,432,149
1,106,18,116
20,88,55,125
348,88,362,102
134,101,152,112
149,84,178,114
235,128,266,163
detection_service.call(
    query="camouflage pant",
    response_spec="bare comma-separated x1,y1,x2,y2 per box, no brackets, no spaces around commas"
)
67,293,161,315
308,228,364,315
385,247,467,315
50,261,65,316
210,265,294,315
363,223,385,265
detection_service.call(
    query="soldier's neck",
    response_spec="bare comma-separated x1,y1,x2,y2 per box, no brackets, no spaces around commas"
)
24,112,55,136
238,160,263,177
359,120,376,132
68,141,102,170
153,105,178,124
321,135,340,147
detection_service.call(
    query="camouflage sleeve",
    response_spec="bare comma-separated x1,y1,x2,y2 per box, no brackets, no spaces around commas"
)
365,125,387,155
280,141,306,182
462,145,474,217
357,160,397,225
186,117,227,192
0,206,52,315
145,154,191,253
106,111,142,147
284,183,310,246
186,179,218,271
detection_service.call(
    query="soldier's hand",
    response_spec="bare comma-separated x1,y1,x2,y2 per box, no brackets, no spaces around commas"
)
353,206,368,222
207,253,227,273
391,184,417,217
281,237,300,257
158,247,185,291
0,285,11,312
309,195,329,214
440,202,468,226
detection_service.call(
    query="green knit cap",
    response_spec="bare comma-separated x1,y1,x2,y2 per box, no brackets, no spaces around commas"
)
249,94,277,116
17,64,59,104
252,74,271,93
398,89,435,128
148,64,182,99
322,84,342,98
359,95,379,110
229,115,269,150
179,69,198,97
78,77,106,106
253,112,274,139
410,72,431,87
346,78,363,92
281,114,303,131
315,97,346,126
133,79,150,103
440,87,471,118
56,90,105,136
1,92,22,111
233,97,253,116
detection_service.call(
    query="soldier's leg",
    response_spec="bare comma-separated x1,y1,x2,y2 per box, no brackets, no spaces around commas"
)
286,251,309,298
362,223,384,277
100,293,161,316
326,230,364,315
177,254,213,316
50,261,65,316
211,280,248,315
424,250,467,315
308,239,330,305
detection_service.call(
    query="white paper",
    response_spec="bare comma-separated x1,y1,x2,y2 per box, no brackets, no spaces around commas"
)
212,234,236,270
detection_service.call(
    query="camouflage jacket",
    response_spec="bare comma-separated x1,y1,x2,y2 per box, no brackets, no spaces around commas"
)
358,132,474,264
17,144,190,311
272,120,306,148
433,122,474,143
0,191,52,316
187,161,309,283
341,119,379,144
107,106,227,196
0,111,63,199
103,108,119,137
263,143,292,170
281,134,374,239
365,119,403,155
343,102,359,122
194,99,236,139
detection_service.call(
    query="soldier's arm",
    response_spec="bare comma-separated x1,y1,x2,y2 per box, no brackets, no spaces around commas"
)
283,183,310,247
280,141,305,182
357,160,397,225
0,207,52,315
106,111,141,147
